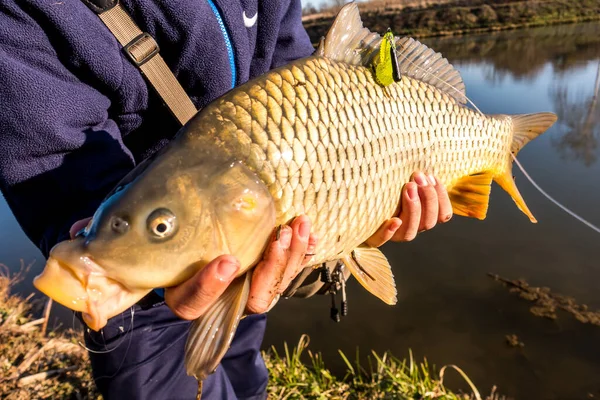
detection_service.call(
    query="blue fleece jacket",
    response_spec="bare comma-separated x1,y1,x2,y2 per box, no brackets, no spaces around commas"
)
0,0,314,257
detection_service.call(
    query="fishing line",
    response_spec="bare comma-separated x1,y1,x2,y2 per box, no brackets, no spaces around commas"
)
73,306,136,354
90,314,135,382
72,307,136,382
511,154,600,234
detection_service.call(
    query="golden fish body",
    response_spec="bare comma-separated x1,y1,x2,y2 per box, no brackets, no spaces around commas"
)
33,3,557,382
194,55,514,267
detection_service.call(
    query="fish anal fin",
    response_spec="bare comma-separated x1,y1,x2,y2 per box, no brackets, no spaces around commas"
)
494,172,537,223
184,272,251,381
449,172,494,220
342,246,397,305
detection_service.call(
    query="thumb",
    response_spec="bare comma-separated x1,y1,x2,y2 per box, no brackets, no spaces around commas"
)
165,255,240,320
69,217,93,239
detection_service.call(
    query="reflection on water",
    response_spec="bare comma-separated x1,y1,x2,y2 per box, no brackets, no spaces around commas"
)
423,22,600,83
550,64,600,167
1,21,599,400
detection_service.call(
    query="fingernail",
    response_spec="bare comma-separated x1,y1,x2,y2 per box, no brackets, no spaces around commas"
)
299,221,310,239
266,294,281,312
217,259,239,279
407,184,418,200
388,219,402,232
414,172,428,186
428,174,436,186
279,227,292,249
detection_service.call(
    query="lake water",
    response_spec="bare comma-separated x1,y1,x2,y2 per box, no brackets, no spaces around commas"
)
2,21,599,400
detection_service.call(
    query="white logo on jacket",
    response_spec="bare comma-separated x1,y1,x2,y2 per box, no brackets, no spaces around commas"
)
243,10,257,28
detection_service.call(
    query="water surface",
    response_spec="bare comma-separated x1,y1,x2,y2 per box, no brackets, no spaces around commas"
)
1,21,599,400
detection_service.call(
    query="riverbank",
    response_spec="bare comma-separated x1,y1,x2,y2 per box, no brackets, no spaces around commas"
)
0,272,502,399
302,0,600,44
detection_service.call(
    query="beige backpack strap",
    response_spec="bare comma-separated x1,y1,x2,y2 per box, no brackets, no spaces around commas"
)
82,0,197,125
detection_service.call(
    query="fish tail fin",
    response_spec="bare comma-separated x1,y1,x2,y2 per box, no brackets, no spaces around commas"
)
494,112,558,223
509,113,558,155
184,272,251,381
447,112,557,222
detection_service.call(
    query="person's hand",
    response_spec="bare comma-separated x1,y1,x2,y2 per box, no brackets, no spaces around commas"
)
365,172,453,247
165,215,317,319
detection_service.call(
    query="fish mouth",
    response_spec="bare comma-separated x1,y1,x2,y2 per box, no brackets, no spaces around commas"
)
33,255,148,331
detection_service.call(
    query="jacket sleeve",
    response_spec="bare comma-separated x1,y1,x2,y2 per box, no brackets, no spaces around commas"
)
0,5,136,257
270,0,315,69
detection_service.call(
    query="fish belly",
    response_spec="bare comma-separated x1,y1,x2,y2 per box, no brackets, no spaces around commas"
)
199,56,512,264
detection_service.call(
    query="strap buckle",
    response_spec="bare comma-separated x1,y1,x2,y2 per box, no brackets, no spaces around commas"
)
123,33,160,67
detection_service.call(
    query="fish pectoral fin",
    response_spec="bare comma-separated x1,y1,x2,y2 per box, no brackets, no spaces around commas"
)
448,172,494,220
184,272,251,381
342,246,397,305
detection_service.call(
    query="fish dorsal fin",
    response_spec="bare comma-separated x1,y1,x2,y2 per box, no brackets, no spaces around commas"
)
321,3,467,104
319,3,381,64
394,36,467,104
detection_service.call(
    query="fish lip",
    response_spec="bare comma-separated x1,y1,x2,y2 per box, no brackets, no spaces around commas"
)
34,255,129,331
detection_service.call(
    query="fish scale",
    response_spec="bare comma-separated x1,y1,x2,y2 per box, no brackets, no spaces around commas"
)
195,55,512,263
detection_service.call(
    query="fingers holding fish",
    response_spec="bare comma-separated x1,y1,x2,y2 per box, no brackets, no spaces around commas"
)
281,216,312,285
303,233,318,265
434,176,453,223
69,217,92,239
165,255,240,321
392,182,422,242
413,172,440,232
246,216,314,314
366,173,453,246
364,218,402,247
246,226,291,314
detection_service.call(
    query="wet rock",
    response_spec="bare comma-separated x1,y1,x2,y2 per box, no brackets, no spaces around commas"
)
505,334,524,348
488,273,600,326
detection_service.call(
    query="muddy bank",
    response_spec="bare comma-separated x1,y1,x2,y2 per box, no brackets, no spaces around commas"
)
302,0,600,44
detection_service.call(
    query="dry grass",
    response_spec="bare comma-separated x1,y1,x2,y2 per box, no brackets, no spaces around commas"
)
0,265,100,400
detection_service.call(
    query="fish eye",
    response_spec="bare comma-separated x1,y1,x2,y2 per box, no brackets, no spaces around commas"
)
147,209,177,239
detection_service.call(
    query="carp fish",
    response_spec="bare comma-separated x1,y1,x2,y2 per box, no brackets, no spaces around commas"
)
33,3,557,380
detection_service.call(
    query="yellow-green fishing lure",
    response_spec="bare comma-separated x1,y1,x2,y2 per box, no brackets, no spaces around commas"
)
374,29,401,87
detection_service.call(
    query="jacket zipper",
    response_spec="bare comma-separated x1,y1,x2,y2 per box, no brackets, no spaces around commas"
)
152,1,236,300
206,0,237,89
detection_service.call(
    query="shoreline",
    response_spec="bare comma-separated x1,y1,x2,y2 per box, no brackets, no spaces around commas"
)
302,0,600,44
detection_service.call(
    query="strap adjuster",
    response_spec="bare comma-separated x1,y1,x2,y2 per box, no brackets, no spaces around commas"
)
123,33,160,67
